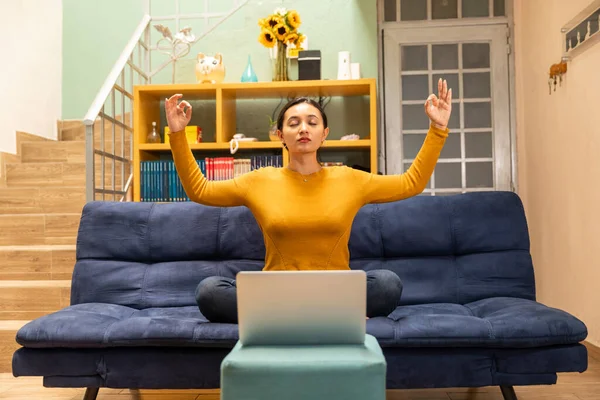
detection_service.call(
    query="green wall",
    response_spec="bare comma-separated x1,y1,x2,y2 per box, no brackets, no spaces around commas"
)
62,0,144,120
62,0,377,120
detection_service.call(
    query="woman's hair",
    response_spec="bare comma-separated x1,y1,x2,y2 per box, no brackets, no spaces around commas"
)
276,97,328,131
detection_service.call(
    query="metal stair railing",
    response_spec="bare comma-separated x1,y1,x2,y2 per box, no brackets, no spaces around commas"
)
83,15,151,202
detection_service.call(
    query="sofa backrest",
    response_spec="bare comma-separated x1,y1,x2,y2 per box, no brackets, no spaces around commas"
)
70,191,534,309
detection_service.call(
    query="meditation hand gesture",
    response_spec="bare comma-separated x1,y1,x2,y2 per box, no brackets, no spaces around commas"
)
165,94,192,133
425,78,452,130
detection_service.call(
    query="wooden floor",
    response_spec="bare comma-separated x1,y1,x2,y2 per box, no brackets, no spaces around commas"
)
1,342,599,400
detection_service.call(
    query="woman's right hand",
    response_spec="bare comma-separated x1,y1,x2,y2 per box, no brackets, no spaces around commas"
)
165,94,192,133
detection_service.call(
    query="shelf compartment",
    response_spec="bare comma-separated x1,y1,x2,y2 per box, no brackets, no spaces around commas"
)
219,79,373,99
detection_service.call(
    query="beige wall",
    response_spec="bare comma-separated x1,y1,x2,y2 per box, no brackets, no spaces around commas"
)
0,0,62,153
514,0,600,347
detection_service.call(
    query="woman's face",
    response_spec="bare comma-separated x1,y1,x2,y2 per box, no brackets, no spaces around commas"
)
278,102,329,154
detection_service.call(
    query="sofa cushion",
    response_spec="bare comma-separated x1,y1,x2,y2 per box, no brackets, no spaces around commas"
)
370,297,587,347
16,297,586,349
72,192,536,309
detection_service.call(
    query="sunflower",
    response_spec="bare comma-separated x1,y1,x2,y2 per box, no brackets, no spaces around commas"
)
285,32,299,46
258,18,268,28
266,15,283,29
273,23,290,42
286,10,301,29
295,33,306,47
258,28,276,48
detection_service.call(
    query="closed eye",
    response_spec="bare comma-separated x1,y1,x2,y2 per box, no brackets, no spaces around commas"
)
288,119,318,127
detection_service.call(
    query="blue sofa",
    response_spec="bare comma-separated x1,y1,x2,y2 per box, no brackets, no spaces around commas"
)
11,191,588,400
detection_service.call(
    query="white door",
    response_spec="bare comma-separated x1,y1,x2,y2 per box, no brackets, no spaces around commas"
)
383,24,511,194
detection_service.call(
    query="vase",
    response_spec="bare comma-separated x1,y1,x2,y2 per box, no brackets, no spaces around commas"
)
241,54,258,82
273,41,289,81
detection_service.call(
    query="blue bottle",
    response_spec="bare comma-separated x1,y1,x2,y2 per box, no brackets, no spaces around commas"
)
241,54,258,82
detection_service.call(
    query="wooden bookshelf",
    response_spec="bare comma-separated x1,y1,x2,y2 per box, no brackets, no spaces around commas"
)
133,78,378,202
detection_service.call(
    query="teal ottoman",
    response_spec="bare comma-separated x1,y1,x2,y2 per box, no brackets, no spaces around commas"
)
220,334,386,400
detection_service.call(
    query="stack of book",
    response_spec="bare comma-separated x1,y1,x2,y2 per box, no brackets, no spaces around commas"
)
140,155,283,202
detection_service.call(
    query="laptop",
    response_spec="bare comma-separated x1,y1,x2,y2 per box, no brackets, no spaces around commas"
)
236,270,366,346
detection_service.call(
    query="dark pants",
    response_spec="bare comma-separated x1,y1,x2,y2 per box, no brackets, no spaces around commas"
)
195,269,403,324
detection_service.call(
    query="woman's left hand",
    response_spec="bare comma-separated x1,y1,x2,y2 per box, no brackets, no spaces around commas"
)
425,78,452,130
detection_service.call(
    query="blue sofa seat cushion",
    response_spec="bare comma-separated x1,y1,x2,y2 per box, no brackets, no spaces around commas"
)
16,297,586,349
369,297,587,347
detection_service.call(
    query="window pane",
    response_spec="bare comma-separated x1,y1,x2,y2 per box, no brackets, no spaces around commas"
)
463,43,490,69
435,163,462,189
401,0,427,20
401,45,428,71
403,134,425,159
402,104,430,130
465,132,493,158
464,102,492,129
402,75,429,101
440,132,461,158
432,0,458,19
432,44,458,70
384,0,397,21
466,162,493,188
462,0,489,17
447,102,461,130
463,72,491,98
432,73,460,98
494,0,506,16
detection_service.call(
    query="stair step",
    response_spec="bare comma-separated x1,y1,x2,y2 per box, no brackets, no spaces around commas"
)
45,213,81,238
21,139,131,164
39,187,86,214
20,140,85,163
0,187,39,211
59,126,85,141
61,120,133,143
0,280,71,317
0,187,85,214
6,162,126,188
5,162,83,187
0,214,80,246
15,132,53,153
0,245,75,280
0,151,20,188
59,119,85,131
0,320,29,372
0,310,56,321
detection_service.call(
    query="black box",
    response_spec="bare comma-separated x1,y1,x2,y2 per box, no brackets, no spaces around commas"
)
298,50,321,81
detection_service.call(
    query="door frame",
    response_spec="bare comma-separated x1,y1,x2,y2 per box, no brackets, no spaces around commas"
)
375,0,518,192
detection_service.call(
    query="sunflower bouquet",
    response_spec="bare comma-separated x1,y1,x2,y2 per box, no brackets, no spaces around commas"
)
258,8,305,81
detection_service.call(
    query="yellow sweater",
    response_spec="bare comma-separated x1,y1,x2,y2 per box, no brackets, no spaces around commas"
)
169,125,448,271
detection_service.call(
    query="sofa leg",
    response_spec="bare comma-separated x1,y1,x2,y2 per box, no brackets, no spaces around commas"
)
500,385,518,400
82,387,99,400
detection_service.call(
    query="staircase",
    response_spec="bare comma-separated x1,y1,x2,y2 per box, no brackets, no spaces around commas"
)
0,121,129,372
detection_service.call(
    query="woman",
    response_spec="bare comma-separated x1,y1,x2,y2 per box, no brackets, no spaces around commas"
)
166,79,452,323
